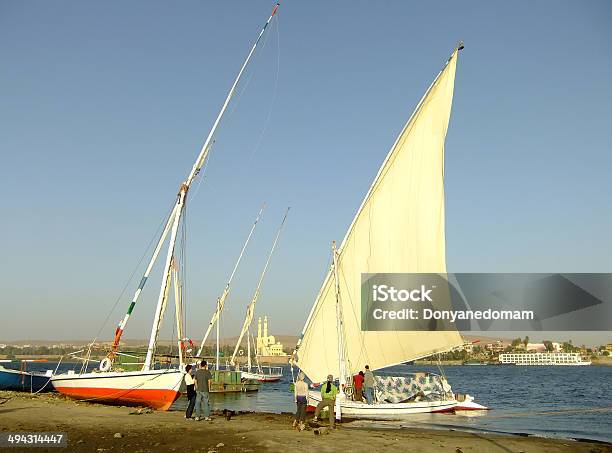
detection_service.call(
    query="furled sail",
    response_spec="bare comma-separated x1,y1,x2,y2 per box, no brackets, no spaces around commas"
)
295,49,463,384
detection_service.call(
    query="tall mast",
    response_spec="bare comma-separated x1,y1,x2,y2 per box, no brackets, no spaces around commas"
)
172,260,185,369
197,204,267,359
108,3,280,369
144,187,187,370
332,241,348,390
185,3,280,188
231,208,289,365
247,329,252,371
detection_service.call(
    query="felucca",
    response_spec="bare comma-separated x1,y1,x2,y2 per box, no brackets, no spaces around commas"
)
292,43,487,418
51,3,281,410
230,209,289,382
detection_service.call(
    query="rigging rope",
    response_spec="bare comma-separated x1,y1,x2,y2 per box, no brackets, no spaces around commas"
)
31,356,64,395
248,12,281,161
85,201,176,361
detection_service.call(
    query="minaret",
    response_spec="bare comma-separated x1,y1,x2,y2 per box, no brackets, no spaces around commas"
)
257,317,262,355
264,315,268,339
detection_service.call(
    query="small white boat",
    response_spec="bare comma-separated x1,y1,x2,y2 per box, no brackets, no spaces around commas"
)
241,365,283,382
307,392,457,419
307,373,487,419
454,394,489,411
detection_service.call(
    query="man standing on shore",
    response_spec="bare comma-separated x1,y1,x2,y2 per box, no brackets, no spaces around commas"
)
363,365,375,405
194,360,212,421
353,371,364,402
313,374,338,429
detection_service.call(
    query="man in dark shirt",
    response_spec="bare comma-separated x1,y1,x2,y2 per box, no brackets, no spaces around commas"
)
194,360,212,421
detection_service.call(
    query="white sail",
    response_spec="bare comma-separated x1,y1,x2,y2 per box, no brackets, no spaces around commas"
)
295,49,463,384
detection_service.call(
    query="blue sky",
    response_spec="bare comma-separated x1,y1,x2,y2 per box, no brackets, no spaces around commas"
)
1,1,610,344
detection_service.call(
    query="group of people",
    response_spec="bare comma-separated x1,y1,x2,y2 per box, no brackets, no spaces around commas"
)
184,360,377,429
352,364,376,404
184,360,213,421
293,365,376,430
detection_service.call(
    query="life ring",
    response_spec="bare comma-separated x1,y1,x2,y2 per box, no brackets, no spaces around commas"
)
180,337,194,352
99,357,112,372
238,349,244,356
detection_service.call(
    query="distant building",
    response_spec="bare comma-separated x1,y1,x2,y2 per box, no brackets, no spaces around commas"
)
459,341,474,353
485,341,504,354
606,344,612,353
526,342,561,352
256,316,287,357
525,343,545,352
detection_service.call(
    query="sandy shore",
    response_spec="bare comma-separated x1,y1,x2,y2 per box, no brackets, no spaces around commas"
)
0,391,609,453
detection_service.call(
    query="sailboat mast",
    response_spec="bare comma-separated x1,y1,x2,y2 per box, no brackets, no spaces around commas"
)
185,3,280,188
216,312,220,370
172,260,185,369
332,241,348,389
144,187,187,371
197,204,267,358
247,329,252,371
114,4,280,370
231,208,289,365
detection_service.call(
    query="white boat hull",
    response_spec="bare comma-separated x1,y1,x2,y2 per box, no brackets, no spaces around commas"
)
307,391,457,419
51,369,183,410
454,394,489,411
241,370,282,382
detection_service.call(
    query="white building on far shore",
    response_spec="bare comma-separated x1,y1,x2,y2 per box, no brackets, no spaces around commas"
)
256,316,287,357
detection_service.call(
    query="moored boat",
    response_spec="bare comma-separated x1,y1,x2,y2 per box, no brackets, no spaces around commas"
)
51,369,182,410
51,3,280,410
0,364,54,393
292,42,487,419
306,392,457,418
230,210,289,383
241,365,283,382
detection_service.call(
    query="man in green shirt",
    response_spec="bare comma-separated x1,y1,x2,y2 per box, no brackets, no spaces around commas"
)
313,374,338,428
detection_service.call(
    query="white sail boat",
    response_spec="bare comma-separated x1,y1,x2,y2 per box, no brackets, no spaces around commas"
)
292,43,486,419
51,3,281,410
230,209,289,382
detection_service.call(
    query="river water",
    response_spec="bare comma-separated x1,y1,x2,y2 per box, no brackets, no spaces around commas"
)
172,364,612,443
13,362,612,443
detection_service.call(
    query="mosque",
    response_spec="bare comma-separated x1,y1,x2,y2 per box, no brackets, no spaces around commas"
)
256,316,288,359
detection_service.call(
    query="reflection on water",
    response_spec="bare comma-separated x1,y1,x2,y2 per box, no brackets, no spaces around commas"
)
9,362,612,443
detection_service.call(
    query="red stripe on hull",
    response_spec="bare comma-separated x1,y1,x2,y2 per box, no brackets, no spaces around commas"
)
454,405,490,411
430,406,456,413
54,386,180,411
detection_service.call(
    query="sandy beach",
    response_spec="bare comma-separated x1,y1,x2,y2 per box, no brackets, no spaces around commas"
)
0,391,609,453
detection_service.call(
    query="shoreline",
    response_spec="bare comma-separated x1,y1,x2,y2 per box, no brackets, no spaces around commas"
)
1,391,610,452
